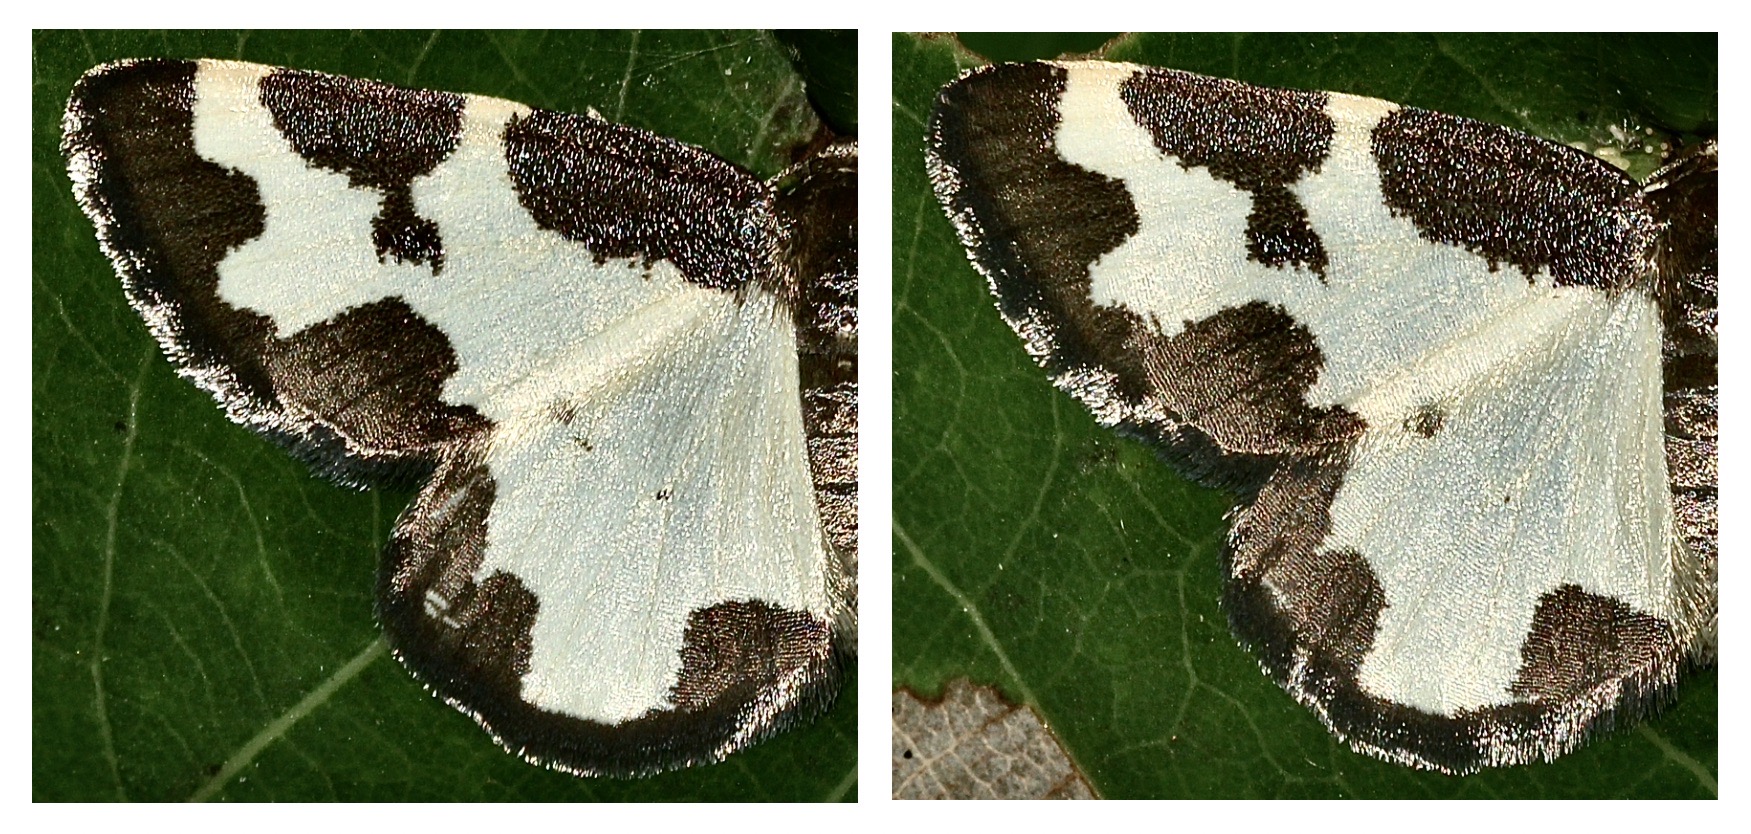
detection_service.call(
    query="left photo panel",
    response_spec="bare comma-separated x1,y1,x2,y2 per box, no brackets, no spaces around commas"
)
34,29,857,801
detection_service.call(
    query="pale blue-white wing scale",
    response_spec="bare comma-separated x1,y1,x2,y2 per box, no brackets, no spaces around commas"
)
476,289,835,723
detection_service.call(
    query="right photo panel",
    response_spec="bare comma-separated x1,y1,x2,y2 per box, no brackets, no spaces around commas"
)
891,32,1717,799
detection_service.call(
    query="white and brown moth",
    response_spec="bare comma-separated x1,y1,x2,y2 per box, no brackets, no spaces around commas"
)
927,60,1715,774
64,58,856,778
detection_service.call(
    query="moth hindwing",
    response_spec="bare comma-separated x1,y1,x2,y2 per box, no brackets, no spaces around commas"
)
63,57,857,779
927,60,1715,775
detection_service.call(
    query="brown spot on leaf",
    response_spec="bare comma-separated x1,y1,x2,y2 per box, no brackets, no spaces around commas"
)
893,680,1096,799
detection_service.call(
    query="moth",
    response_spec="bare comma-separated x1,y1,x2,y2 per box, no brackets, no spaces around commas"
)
927,60,1715,774
63,58,857,778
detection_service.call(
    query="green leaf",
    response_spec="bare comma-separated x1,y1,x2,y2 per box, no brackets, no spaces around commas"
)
893,32,1716,799
775,29,858,136
35,29,855,802
955,32,1120,63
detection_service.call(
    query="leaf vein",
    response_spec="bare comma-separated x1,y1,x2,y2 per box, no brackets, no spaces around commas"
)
613,29,641,123
188,637,387,802
894,519,1038,708
1635,724,1717,796
91,346,152,801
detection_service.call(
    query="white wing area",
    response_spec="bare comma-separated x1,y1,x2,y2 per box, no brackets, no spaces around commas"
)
186,60,833,723
1053,62,1676,714
1337,290,1670,713
191,62,414,329
1057,64,1561,413
481,288,829,723
192,61,635,410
